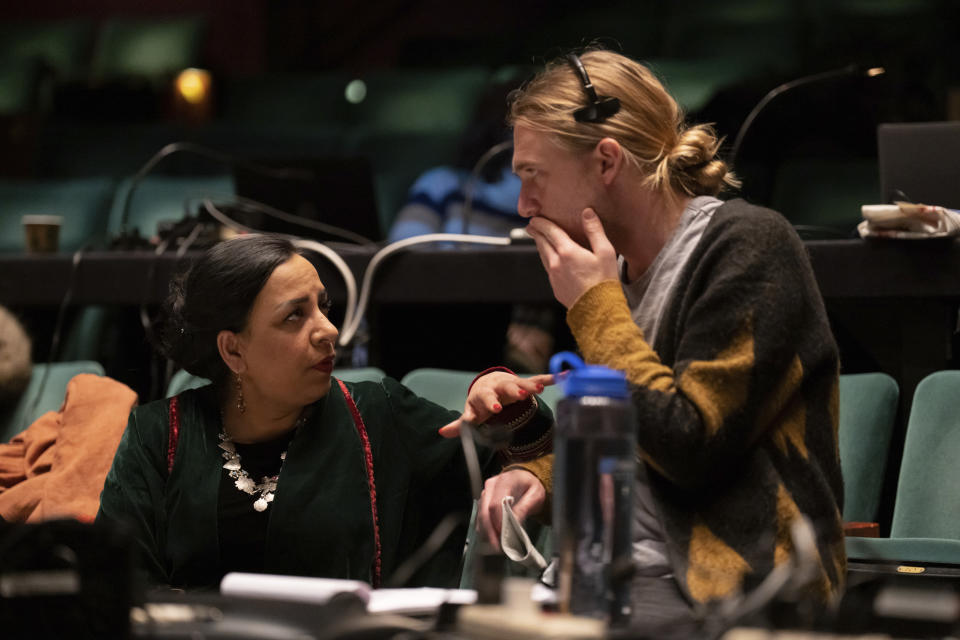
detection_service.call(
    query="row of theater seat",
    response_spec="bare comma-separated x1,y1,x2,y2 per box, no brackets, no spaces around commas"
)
0,123,467,245
0,148,881,253
6,362,960,577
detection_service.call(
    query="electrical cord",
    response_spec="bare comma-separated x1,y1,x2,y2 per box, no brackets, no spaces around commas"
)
201,199,360,345
730,64,885,169
19,245,88,434
191,192,377,246
461,139,514,236
385,421,489,588
386,511,470,589
337,233,510,346
117,142,314,240
705,516,823,640
117,141,374,249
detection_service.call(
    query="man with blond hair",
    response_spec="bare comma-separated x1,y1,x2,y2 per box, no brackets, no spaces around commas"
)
444,49,845,635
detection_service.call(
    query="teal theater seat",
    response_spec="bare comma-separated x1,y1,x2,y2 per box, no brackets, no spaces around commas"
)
847,370,960,569
166,367,387,398
218,72,351,128
0,361,105,443
335,367,387,384
838,372,899,524
345,67,490,134
166,369,211,398
399,368,477,412
0,59,44,115
90,16,205,83
770,157,879,238
660,0,802,75
0,19,95,82
0,177,115,252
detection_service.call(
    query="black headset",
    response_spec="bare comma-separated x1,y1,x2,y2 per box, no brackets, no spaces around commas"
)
566,53,621,123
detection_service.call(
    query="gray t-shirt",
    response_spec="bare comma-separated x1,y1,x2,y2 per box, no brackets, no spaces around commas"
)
621,195,723,577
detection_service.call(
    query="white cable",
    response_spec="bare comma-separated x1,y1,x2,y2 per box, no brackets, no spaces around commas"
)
201,199,360,348
290,238,359,345
338,233,510,346
200,202,510,349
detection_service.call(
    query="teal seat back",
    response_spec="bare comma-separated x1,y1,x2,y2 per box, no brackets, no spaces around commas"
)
166,366,387,398
0,59,43,115
890,371,960,539
0,177,116,252
91,17,204,82
335,367,387,384
837,372,899,523
0,20,95,81
108,174,235,240
400,366,562,415
166,369,211,398
770,158,879,236
400,368,477,412
347,67,489,134
218,73,352,127
1,361,105,443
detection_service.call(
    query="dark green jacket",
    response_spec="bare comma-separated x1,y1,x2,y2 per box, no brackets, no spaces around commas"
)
97,376,549,590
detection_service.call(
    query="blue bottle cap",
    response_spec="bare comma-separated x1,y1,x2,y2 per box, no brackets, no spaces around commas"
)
549,351,629,398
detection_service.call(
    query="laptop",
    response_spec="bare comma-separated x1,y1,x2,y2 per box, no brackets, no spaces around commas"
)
232,155,382,244
878,122,960,209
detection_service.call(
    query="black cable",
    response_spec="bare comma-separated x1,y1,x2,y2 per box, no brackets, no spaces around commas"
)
193,192,376,245
729,64,882,169
384,420,493,588
461,140,514,236
19,245,87,434
117,141,313,238
385,511,470,589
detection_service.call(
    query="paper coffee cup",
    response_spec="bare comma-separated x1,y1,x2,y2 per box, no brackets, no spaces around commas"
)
22,214,63,253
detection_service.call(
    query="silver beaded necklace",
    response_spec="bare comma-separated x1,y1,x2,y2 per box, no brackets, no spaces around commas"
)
218,415,306,512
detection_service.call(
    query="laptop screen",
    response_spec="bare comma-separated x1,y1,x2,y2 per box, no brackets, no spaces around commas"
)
878,122,960,209
232,155,381,243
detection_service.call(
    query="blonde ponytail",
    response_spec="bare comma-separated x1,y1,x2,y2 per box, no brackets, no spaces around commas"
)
509,49,739,204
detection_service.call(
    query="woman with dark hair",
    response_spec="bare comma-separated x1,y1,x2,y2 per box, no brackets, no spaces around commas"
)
96,234,552,590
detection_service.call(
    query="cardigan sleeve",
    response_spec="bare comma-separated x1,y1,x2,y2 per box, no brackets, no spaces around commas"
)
95,407,170,585
566,209,838,489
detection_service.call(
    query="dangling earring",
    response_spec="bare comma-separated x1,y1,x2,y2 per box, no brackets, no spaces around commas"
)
235,373,246,414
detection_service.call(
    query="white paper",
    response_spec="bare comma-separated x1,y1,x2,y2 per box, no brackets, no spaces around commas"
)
220,572,371,605
367,588,477,614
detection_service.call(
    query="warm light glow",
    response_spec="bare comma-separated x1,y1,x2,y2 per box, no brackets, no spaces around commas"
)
175,68,211,104
866,67,885,77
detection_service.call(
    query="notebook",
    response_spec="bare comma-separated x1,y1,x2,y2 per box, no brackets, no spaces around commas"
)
878,122,960,210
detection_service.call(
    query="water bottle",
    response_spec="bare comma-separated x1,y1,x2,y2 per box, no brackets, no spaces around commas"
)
550,351,636,625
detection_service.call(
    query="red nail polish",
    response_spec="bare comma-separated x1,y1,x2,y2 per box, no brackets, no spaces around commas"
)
517,389,528,397
536,383,544,392
493,403,502,412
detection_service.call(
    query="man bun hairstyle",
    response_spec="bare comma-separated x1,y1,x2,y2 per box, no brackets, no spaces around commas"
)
156,234,301,388
508,48,739,205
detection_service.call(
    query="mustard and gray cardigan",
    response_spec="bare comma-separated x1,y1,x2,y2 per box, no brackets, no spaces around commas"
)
517,199,845,607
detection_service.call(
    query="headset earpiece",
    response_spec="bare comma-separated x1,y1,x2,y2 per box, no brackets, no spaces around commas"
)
567,54,621,124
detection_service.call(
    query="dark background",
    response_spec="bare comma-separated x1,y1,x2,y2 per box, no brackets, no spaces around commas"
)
2,0,958,386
